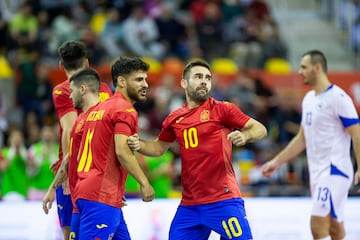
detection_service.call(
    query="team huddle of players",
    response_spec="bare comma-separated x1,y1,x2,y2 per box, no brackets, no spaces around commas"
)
42,40,360,240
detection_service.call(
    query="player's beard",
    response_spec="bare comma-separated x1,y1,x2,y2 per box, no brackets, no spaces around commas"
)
303,69,317,86
127,85,147,102
187,85,209,103
73,95,83,110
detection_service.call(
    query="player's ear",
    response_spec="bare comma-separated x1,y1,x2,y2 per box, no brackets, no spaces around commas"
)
79,84,86,95
180,78,187,89
117,76,126,88
315,62,322,72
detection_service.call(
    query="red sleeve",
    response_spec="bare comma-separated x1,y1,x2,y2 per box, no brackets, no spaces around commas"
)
52,82,77,119
113,111,138,136
158,115,176,143
218,101,250,130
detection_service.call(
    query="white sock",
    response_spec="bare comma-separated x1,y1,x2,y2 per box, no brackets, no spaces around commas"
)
315,236,331,240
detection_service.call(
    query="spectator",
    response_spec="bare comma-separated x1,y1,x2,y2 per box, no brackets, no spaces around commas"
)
195,2,224,61
36,10,53,61
23,111,41,147
100,7,125,60
48,7,82,55
15,50,44,126
0,129,28,201
227,71,257,117
155,3,190,60
34,61,55,124
0,10,9,53
247,0,271,22
225,10,262,68
257,15,288,67
143,150,175,198
27,125,58,200
0,95,8,149
8,1,38,52
122,3,165,59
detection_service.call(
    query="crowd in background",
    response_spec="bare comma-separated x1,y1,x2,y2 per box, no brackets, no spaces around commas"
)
0,0,358,200
338,0,360,55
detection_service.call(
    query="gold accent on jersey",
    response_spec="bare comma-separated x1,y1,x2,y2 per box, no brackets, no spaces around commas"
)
99,92,110,102
75,120,85,133
87,110,105,121
53,89,62,95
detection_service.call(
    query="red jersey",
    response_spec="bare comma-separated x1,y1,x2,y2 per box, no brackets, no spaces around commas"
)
74,92,138,208
68,103,99,212
52,79,112,172
158,97,250,206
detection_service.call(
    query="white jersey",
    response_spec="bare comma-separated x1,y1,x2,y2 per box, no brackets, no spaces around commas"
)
301,84,358,185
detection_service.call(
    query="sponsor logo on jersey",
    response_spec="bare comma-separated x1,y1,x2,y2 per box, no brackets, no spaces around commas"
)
53,89,62,95
176,117,184,123
96,224,108,229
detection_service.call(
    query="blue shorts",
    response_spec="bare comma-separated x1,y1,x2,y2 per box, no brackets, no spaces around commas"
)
56,185,73,227
76,199,131,240
169,198,253,240
69,213,80,240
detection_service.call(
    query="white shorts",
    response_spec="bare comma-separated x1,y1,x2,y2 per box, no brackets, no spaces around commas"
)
310,174,352,222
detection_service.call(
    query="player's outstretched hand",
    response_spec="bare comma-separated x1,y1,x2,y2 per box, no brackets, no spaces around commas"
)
261,159,279,178
227,130,247,147
127,134,141,151
42,188,56,214
140,183,155,202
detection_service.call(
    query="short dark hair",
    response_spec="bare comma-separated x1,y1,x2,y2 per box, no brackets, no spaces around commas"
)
111,56,149,87
58,40,87,71
182,59,211,80
69,68,100,93
302,50,328,73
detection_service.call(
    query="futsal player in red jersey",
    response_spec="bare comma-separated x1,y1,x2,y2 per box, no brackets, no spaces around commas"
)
128,60,267,240
43,68,110,240
43,41,112,240
74,56,154,240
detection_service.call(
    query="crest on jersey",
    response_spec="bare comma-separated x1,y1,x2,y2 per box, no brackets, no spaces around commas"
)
316,101,326,111
200,110,210,122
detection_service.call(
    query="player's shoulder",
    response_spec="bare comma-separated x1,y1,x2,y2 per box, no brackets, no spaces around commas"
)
53,79,69,90
303,89,315,101
210,97,237,110
169,104,187,116
330,84,349,97
99,81,112,93
102,94,134,111
52,80,70,95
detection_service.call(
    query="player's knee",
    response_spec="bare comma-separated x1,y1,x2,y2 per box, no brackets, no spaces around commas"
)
329,220,345,240
310,216,330,239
